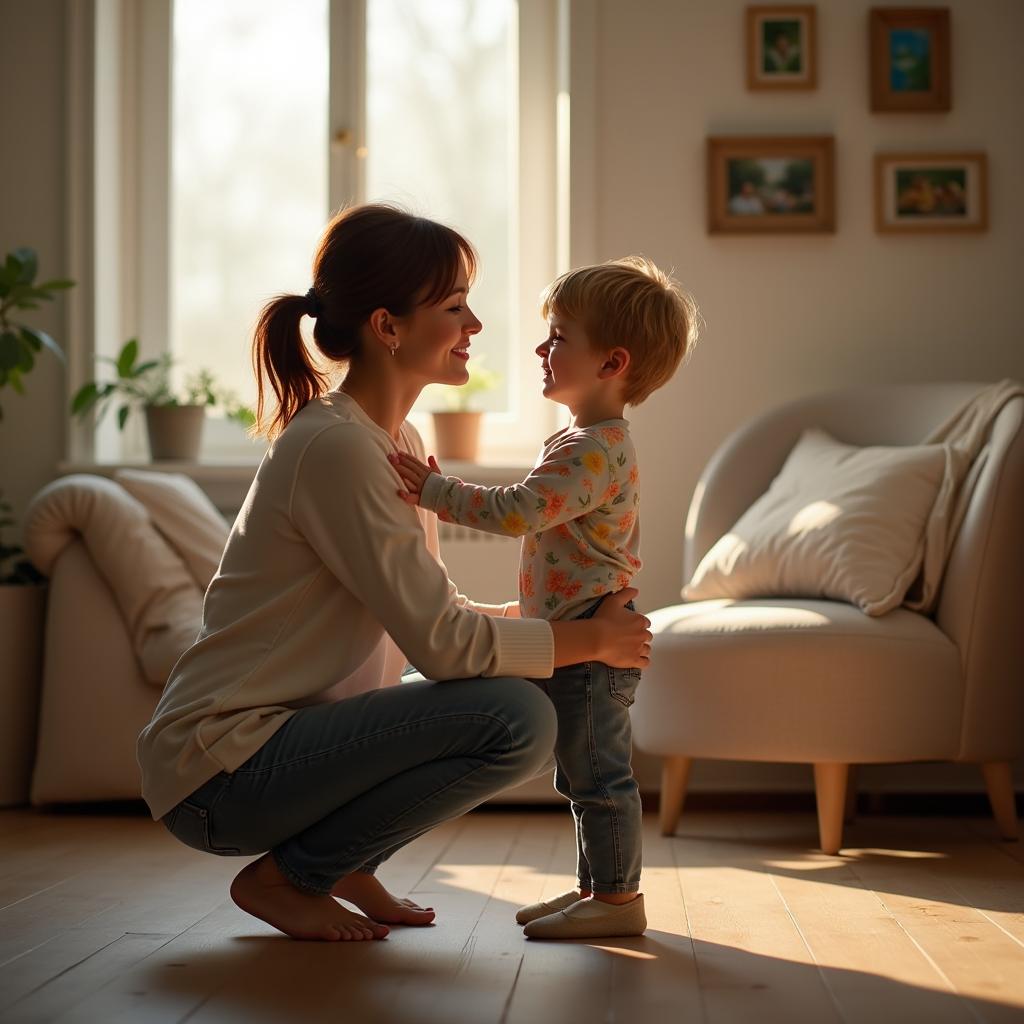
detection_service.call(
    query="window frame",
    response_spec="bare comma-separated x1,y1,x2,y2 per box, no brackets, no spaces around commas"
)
68,0,568,467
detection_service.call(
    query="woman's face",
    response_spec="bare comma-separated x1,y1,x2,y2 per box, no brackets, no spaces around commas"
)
396,263,482,386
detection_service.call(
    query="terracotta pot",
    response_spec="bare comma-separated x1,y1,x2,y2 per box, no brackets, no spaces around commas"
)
145,404,205,461
432,411,483,461
0,584,46,806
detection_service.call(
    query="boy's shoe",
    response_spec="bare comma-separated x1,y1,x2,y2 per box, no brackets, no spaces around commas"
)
515,890,584,925
523,893,646,939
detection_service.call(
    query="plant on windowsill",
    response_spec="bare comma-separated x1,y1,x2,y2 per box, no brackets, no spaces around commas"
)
70,338,256,461
0,245,73,805
430,356,500,462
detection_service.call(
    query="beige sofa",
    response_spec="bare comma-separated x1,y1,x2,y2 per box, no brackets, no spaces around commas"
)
633,382,1024,853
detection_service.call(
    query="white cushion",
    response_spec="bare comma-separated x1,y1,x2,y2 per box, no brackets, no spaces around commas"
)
683,428,947,616
115,469,229,589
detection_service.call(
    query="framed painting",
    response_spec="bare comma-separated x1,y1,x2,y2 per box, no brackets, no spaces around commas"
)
875,152,987,233
747,5,817,90
870,7,951,111
707,135,835,234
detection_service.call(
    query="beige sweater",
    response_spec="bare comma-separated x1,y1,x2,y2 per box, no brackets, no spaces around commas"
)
137,390,555,820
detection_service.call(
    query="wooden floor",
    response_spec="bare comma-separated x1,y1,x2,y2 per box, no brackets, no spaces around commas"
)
1,808,1023,1024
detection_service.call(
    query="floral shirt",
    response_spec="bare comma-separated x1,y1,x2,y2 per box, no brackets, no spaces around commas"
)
418,419,641,620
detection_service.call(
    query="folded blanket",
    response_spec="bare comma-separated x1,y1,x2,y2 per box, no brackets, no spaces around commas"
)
23,475,204,686
906,378,1024,613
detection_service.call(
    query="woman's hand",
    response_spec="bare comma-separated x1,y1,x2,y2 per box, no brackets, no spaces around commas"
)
388,452,441,505
592,587,652,669
549,587,652,670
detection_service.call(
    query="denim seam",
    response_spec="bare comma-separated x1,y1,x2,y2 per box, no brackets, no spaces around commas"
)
583,663,625,889
231,713,511,775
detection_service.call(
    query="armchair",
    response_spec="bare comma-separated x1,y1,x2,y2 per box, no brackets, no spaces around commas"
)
633,383,1024,853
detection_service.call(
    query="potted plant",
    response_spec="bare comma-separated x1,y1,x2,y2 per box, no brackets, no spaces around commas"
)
71,338,255,461
431,356,500,461
0,246,74,806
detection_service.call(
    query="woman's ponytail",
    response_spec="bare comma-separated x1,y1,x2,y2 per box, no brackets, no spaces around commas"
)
251,294,327,440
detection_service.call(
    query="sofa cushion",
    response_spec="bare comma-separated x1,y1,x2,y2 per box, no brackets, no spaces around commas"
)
115,469,229,589
683,428,947,616
633,598,962,762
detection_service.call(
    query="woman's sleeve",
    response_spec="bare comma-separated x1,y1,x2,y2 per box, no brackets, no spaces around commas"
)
419,435,612,537
290,425,552,680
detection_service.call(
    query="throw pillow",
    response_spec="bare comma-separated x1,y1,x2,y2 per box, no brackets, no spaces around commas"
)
683,428,947,616
115,469,229,589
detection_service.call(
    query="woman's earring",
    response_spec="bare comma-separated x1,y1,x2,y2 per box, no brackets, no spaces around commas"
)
389,344,398,357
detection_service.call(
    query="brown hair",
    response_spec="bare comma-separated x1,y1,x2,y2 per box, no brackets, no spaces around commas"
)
251,203,477,439
540,256,700,405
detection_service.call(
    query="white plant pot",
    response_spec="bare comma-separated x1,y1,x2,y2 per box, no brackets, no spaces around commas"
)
0,584,46,806
145,404,205,461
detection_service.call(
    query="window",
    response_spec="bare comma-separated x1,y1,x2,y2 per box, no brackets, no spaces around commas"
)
77,0,562,465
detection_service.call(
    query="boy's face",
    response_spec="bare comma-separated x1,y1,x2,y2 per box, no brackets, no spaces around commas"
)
535,312,610,409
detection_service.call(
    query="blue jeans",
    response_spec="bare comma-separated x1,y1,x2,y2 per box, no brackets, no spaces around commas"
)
162,675,557,894
533,599,643,894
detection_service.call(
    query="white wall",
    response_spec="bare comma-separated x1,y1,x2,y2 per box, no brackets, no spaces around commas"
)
579,0,1024,616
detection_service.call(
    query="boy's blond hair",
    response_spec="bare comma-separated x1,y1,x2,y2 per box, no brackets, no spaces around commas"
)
540,256,699,405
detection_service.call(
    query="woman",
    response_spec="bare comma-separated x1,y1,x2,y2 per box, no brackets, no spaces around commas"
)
137,204,652,942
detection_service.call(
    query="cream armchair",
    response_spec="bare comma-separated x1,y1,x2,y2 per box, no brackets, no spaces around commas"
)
633,383,1024,854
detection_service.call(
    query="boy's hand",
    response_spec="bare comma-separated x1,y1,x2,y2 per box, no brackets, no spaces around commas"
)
387,451,441,505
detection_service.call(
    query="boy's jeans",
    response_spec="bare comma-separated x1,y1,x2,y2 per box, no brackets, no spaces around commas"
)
533,598,643,894
161,675,557,895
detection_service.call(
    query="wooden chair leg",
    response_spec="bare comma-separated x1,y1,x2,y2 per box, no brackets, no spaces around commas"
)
981,761,1019,840
813,763,849,855
844,765,858,824
660,756,692,836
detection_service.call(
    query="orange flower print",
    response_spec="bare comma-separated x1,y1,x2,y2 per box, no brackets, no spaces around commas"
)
581,477,593,492
563,579,582,599
521,568,535,599
541,490,567,523
600,426,625,446
556,523,572,542
546,568,570,594
570,551,595,569
502,511,529,535
591,583,607,596
466,511,478,525
604,482,620,502
617,510,636,533
553,464,572,477
582,450,605,475
437,508,454,523
626,553,642,570
593,522,611,542
615,571,632,590
471,490,484,509
628,464,639,485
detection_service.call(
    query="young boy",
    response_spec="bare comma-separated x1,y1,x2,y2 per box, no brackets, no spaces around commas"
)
388,257,698,939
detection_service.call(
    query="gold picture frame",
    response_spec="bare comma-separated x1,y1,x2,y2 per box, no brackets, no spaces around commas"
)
747,5,818,90
708,135,835,235
875,152,987,233
870,7,951,112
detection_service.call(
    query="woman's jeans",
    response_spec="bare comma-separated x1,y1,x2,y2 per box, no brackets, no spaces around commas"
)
532,599,643,894
162,675,557,895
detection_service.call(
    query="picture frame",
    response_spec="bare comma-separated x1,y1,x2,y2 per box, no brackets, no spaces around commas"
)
870,7,951,112
747,5,817,90
874,152,987,233
707,135,835,234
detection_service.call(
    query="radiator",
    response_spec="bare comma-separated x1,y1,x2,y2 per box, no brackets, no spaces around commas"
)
437,521,521,605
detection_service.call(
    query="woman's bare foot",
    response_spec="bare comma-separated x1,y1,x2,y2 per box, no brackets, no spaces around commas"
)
230,854,389,941
331,871,436,926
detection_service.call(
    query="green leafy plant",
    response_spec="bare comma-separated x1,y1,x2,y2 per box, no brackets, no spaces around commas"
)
433,355,501,412
0,247,74,421
70,338,255,430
